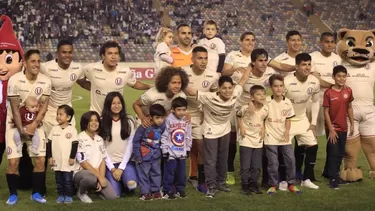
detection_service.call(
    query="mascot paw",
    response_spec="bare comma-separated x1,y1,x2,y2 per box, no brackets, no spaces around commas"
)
340,167,363,182
369,171,375,180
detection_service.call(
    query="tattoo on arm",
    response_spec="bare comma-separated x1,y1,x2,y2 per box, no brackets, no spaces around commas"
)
9,96,23,132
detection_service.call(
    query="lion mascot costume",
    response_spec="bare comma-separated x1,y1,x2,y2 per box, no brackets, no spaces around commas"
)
0,15,35,190
336,28,375,182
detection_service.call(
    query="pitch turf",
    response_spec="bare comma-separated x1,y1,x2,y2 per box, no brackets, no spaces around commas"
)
0,84,374,211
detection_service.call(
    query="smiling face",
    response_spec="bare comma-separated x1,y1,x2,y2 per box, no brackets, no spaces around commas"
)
295,60,312,78
164,32,174,47
24,53,41,76
287,34,302,53
87,114,100,133
0,50,22,81
218,81,234,101
56,108,71,125
177,26,192,47
110,96,123,115
56,44,73,68
333,71,347,87
240,34,255,52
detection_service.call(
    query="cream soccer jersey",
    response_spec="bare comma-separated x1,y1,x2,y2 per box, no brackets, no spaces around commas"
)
197,85,243,139
264,96,295,145
154,42,171,72
7,71,52,121
343,62,375,106
198,37,225,72
284,74,320,122
84,62,136,114
274,52,297,76
182,65,219,117
40,60,84,111
140,87,186,115
77,131,106,169
236,104,268,148
48,125,79,172
225,50,251,69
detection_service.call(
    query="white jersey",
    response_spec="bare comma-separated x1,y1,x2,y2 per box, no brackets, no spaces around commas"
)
154,42,171,72
274,52,297,76
343,61,375,106
197,85,243,139
198,37,225,72
7,71,52,121
225,50,251,69
284,74,320,121
182,65,219,117
40,60,84,112
48,125,79,172
77,131,106,169
84,62,136,114
140,87,186,115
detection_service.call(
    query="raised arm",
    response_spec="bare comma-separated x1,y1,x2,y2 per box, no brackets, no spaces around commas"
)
131,81,153,90
268,59,296,72
238,66,251,87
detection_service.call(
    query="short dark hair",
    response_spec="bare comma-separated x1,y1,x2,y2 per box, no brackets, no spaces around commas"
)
99,41,122,57
251,48,268,62
269,74,284,86
57,104,75,123
296,53,311,65
192,46,207,54
24,49,40,61
250,85,265,96
218,76,234,87
177,23,190,32
149,104,166,117
57,39,73,51
320,32,334,41
332,65,347,76
204,20,218,29
240,32,255,41
172,97,188,109
286,30,301,41
80,111,101,132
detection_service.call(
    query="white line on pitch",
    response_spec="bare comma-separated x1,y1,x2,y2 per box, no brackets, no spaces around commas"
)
72,95,83,102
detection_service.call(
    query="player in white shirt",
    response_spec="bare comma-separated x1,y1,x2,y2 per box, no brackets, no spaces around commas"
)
40,40,88,135
284,53,320,190
5,50,51,205
82,41,152,114
185,67,251,198
133,66,189,128
181,46,219,192
274,30,302,76
197,20,225,73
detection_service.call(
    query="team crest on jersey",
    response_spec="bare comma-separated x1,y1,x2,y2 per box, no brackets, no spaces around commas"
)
307,87,313,95
202,80,210,88
35,87,43,95
70,73,77,81
6,147,12,155
365,64,371,70
281,108,291,116
333,61,338,67
263,79,269,87
25,113,35,121
343,93,348,99
65,133,72,139
115,77,123,85
210,43,216,50
172,129,185,147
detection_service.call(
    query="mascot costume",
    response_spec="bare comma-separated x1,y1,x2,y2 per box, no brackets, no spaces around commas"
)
0,15,35,190
336,28,375,182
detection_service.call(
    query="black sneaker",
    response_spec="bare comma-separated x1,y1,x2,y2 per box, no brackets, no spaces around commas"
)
249,184,263,194
338,178,350,185
241,188,251,195
217,184,231,192
329,179,339,189
175,191,186,198
162,192,176,200
206,187,216,198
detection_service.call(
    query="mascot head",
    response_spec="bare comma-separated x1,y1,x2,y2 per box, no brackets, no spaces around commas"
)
0,15,24,81
336,28,375,66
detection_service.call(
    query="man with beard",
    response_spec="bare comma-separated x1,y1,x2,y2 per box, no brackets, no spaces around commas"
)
171,24,193,68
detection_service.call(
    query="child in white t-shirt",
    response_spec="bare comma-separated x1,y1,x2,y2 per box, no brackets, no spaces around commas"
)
154,27,174,73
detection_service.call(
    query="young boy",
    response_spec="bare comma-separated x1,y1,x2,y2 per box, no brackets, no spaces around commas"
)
13,96,40,155
323,65,354,189
237,85,268,195
161,97,192,199
133,104,166,201
197,20,226,73
264,74,301,195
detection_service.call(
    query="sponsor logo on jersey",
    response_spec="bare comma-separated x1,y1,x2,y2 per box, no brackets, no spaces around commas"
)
19,80,26,83
71,66,79,70
49,69,58,72
94,76,105,80
118,71,127,74
94,68,102,72
35,87,43,95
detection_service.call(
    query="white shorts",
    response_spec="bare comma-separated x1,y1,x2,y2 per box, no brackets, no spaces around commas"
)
289,117,317,146
191,116,203,140
42,110,76,136
348,105,375,139
306,100,325,137
6,126,47,159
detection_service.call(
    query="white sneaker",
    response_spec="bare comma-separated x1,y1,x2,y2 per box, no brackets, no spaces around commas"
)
279,181,288,191
77,192,93,203
301,179,319,189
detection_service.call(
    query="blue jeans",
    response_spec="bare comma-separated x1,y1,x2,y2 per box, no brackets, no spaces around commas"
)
105,162,138,197
163,158,186,193
324,131,347,180
136,160,161,195
55,171,74,197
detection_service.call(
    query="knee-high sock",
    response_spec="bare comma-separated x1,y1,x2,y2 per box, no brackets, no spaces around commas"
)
198,164,205,184
303,145,318,181
227,132,237,172
294,138,306,174
6,174,18,196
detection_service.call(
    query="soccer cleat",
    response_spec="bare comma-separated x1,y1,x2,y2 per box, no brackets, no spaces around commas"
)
329,179,339,190
241,188,251,195
301,179,319,189
217,184,231,192
64,196,73,204
162,192,176,200
278,181,288,191
31,193,47,204
338,178,350,185
288,185,302,194
175,191,186,198
56,195,65,204
139,193,153,201
196,183,208,194
6,194,18,205
206,187,216,198
152,192,162,200
249,185,263,194
226,172,235,185
188,177,199,189
267,186,277,195
77,192,93,203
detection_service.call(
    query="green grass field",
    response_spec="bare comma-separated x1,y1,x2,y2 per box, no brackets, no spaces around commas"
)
0,83,375,211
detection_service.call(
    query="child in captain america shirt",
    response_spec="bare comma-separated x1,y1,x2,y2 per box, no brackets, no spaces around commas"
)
161,97,192,199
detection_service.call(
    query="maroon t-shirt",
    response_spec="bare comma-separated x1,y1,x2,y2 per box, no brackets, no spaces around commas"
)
19,106,38,126
323,87,354,132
